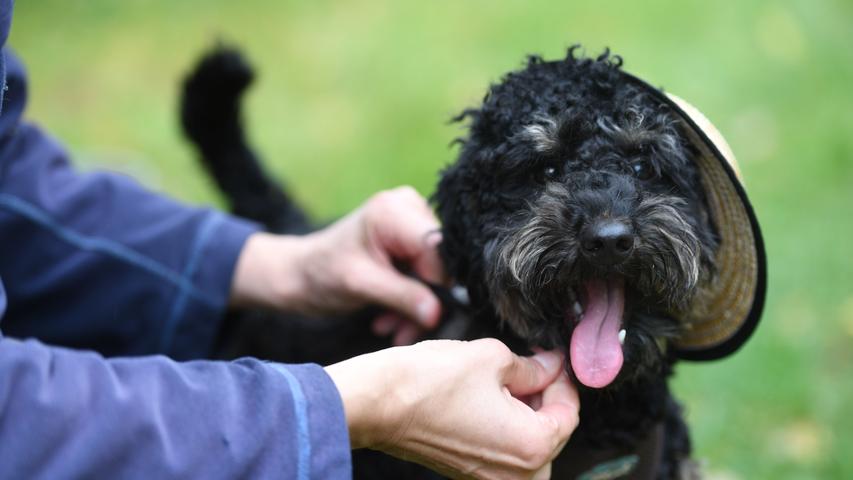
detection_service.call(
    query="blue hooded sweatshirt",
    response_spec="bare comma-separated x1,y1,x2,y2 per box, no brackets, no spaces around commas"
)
0,2,352,478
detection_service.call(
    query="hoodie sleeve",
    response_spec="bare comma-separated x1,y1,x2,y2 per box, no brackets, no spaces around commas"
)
0,6,353,478
0,334,352,479
0,118,259,359
0,8,261,359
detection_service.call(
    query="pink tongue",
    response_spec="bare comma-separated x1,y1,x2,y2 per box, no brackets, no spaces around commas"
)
569,278,625,388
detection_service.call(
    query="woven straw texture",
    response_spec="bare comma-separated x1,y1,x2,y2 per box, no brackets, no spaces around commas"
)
667,95,759,351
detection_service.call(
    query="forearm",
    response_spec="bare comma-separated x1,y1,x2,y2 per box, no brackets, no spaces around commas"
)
0,122,259,359
324,346,404,450
230,232,311,311
0,335,351,478
229,229,368,315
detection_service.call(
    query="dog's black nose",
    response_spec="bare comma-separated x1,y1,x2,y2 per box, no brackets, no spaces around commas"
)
580,219,636,265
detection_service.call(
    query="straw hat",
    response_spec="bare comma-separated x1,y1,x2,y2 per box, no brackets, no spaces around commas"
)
622,73,767,361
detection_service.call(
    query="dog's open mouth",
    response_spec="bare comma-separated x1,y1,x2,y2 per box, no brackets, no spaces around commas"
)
568,277,626,389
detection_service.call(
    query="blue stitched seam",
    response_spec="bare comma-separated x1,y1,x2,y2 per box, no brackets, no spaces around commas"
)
0,278,6,320
270,364,311,480
160,212,224,352
0,194,219,307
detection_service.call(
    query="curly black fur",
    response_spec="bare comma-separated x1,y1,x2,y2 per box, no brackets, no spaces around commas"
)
181,47,310,234
181,47,397,367
182,45,717,479
434,47,718,478
181,48,444,479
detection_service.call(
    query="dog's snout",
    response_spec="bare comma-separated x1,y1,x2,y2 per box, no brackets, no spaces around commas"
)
580,219,636,265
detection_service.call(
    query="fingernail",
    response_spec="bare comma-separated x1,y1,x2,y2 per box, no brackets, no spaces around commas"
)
416,299,437,328
372,315,397,336
424,230,443,248
393,325,422,346
532,351,563,373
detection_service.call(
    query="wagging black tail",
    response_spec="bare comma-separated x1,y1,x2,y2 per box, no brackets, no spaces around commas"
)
180,46,311,233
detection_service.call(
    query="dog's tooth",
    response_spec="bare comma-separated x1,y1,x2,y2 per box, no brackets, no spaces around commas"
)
450,285,470,306
573,301,583,317
618,329,626,345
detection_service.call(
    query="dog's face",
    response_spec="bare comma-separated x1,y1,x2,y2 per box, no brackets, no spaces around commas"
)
436,51,719,389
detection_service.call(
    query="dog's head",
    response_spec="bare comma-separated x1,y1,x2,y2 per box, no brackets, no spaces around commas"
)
435,49,720,389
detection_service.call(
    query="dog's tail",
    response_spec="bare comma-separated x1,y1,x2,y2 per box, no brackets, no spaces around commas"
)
180,46,311,233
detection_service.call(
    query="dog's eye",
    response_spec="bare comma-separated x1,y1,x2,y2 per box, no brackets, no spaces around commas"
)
631,160,655,180
543,166,558,180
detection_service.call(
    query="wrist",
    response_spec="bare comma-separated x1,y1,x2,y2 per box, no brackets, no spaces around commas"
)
230,232,310,310
325,349,409,450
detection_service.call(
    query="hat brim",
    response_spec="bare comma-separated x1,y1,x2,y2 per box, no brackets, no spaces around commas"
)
620,73,767,361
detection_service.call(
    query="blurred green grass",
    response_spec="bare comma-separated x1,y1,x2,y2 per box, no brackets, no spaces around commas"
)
9,0,853,478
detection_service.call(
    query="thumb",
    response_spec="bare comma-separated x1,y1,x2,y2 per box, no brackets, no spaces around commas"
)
503,350,564,396
355,262,442,329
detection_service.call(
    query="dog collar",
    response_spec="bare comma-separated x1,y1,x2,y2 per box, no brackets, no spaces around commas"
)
556,421,664,479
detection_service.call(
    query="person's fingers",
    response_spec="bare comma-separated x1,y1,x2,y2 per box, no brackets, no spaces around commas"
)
371,188,448,286
521,392,543,411
353,261,442,328
409,230,449,287
534,372,580,449
532,462,552,480
373,312,426,345
540,371,579,415
392,322,423,346
372,312,402,336
503,350,564,396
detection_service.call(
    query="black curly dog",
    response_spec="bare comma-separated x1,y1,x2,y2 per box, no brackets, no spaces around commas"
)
182,46,714,479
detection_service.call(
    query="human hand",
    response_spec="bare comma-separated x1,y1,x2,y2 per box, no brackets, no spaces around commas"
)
325,339,579,479
230,186,446,344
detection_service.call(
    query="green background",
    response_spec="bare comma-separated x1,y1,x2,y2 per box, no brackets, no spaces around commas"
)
10,1,853,478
